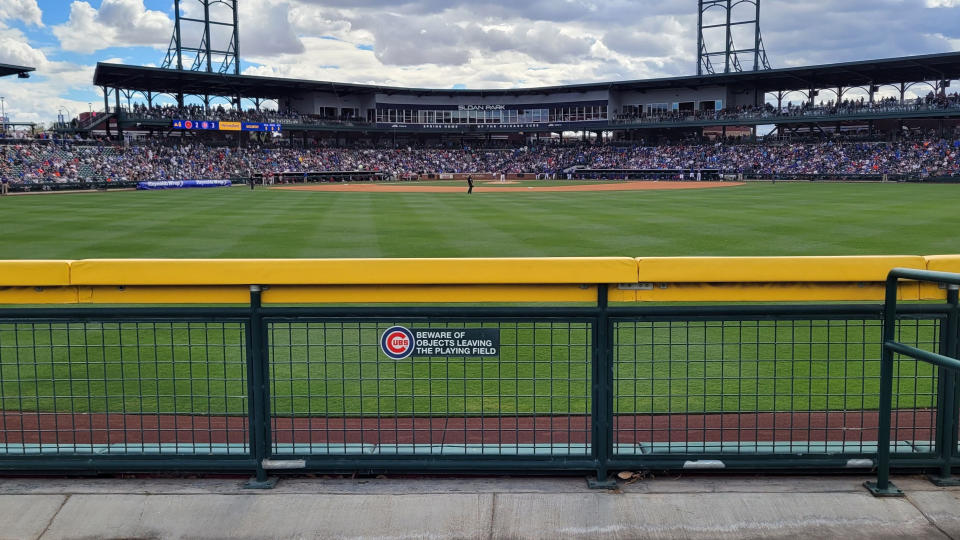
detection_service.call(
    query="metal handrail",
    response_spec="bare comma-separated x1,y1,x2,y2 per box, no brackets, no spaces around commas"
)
867,268,960,497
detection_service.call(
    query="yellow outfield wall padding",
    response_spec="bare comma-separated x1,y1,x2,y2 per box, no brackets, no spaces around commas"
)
635,256,927,283
634,282,921,303
0,261,72,287
925,255,960,274
1,256,958,305
71,285,628,305
920,256,960,300
68,258,639,286
263,285,600,305
0,287,79,304
81,286,250,305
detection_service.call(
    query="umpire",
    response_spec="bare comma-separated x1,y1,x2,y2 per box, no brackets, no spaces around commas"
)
466,175,474,194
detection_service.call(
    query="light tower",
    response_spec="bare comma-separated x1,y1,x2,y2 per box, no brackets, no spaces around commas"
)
697,0,771,75
161,0,240,75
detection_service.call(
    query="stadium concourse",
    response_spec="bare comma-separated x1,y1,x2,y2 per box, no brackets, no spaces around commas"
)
2,136,960,186
120,91,960,127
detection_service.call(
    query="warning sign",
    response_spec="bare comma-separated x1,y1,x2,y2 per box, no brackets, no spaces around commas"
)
380,327,500,358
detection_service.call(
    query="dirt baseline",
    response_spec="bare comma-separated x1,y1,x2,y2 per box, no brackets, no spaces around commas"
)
273,181,743,194
0,410,932,446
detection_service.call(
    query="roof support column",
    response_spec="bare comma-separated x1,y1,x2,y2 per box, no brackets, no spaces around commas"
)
769,90,784,111
203,0,213,73
173,0,183,70
231,0,240,75
697,1,704,75
114,87,123,139
102,87,111,138
724,0,733,74
753,0,761,71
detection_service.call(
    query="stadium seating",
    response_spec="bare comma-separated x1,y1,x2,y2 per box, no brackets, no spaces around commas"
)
2,138,959,184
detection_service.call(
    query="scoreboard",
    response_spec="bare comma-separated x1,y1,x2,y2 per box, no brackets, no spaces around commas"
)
172,119,282,132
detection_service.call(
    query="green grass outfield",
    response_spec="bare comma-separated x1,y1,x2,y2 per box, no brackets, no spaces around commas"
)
0,181,958,258
0,181,955,416
0,319,938,416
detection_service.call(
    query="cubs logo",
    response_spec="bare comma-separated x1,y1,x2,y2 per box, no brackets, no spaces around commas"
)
380,326,415,360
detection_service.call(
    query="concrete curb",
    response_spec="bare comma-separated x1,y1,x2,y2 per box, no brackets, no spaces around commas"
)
0,475,957,539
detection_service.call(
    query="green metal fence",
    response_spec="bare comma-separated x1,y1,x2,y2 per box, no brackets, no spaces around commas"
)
867,269,960,497
1,283,958,488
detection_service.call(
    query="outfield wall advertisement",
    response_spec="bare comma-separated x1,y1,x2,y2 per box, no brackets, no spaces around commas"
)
137,180,233,190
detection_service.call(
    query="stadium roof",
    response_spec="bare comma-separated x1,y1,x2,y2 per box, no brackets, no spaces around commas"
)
93,51,960,99
0,63,35,78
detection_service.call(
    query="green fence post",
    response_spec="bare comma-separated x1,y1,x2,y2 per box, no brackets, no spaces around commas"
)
245,285,277,489
865,275,904,497
929,285,960,486
588,284,617,489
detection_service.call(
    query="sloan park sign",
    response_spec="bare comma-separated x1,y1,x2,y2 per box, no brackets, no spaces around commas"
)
380,327,500,359
458,104,506,111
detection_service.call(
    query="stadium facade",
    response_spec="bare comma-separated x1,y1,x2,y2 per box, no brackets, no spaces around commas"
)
87,52,960,143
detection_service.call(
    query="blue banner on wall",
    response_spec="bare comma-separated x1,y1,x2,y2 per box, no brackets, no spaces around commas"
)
137,180,233,190
172,120,282,133
172,120,219,131
241,122,282,132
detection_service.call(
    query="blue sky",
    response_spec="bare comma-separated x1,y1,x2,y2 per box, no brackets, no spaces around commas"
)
1,0,959,125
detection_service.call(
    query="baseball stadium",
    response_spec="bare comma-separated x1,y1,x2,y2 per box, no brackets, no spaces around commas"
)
0,0,959,500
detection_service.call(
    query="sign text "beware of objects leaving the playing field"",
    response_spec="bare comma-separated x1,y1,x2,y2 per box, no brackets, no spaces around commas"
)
380,326,500,359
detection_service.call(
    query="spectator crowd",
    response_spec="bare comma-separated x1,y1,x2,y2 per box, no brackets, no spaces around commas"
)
2,138,960,185
613,93,960,124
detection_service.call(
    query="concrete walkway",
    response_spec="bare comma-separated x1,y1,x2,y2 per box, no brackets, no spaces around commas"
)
1,474,959,539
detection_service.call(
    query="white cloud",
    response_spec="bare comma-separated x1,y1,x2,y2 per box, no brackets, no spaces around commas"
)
53,0,171,54
0,0,42,27
0,23,47,67
238,0,305,57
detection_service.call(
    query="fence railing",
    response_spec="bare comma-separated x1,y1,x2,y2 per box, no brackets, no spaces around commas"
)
1,258,959,488
866,268,960,497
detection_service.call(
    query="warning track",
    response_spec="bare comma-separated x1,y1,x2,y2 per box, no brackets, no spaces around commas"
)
0,410,930,446
273,181,743,193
